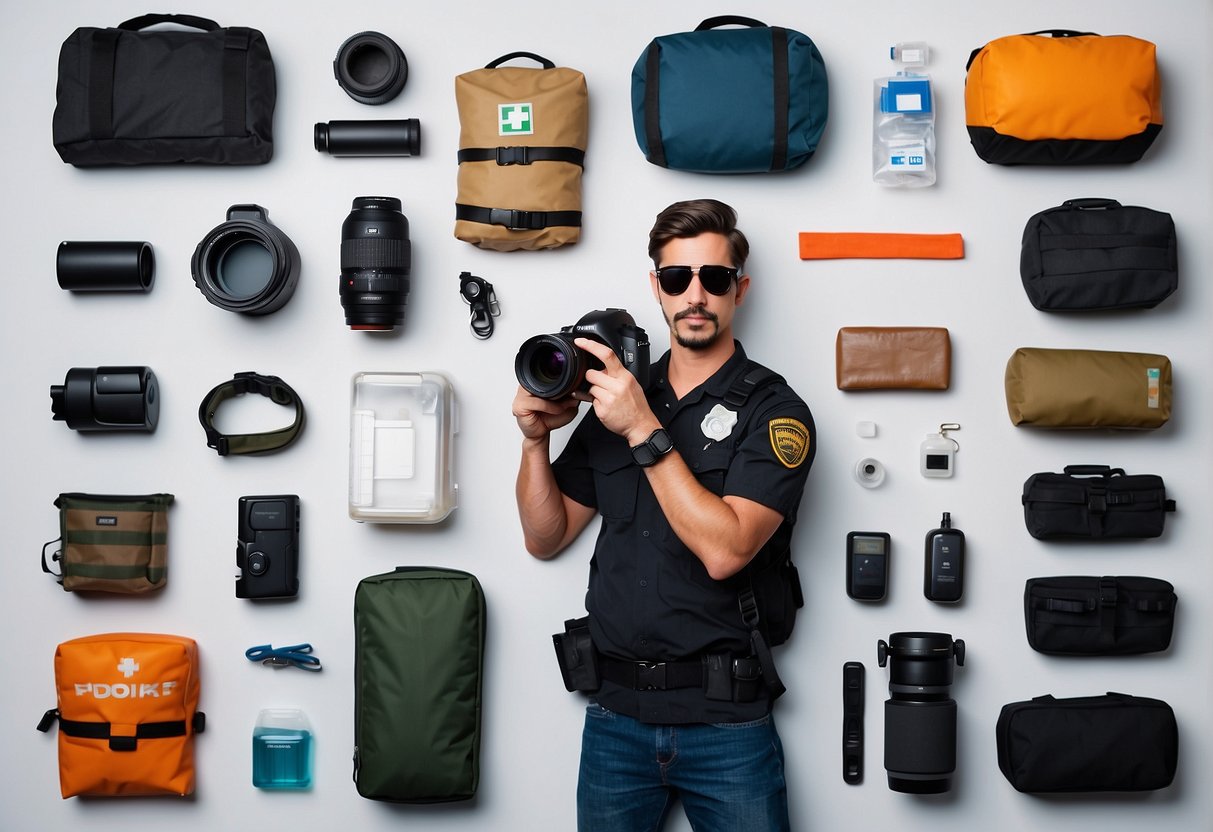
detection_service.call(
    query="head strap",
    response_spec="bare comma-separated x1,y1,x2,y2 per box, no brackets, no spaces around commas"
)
198,372,305,456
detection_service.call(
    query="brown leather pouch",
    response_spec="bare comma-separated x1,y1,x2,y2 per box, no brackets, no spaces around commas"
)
1004,348,1171,429
835,327,951,390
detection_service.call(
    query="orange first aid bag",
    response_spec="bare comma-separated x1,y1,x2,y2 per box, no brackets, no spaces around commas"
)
37,633,205,797
965,30,1162,165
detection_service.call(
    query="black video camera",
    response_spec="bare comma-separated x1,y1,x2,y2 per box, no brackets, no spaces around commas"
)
236,495,300,599
515,309,650,400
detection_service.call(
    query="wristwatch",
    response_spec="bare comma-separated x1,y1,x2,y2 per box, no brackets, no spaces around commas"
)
631,428,674,467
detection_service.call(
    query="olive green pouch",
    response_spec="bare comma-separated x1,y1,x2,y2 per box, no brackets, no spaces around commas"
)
43,493,175,593
1005,348,1171,429
353,567,485,803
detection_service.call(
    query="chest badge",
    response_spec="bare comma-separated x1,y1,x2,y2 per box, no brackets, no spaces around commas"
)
769,418,810,468
700,404,738,442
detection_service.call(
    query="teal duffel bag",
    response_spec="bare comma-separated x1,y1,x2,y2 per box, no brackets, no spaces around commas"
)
353,567,486,802
631,15,829,173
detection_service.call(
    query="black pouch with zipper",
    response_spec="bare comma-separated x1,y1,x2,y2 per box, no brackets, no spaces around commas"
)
1024,576,1175,655
1021,465,1175,539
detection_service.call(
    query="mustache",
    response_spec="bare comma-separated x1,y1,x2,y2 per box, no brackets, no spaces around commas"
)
673,306,718,323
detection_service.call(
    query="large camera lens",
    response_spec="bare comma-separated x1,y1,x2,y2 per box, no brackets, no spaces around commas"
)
333,31,408,105
339,196,411,331
516,334,589,400
192,205,300,315
878,632,965,794
50,366,159,432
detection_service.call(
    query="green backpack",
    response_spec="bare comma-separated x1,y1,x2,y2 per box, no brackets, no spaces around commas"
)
353,567,486,803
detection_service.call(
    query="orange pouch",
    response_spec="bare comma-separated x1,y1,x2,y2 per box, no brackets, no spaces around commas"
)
964,30,1161,165
37,633,205,797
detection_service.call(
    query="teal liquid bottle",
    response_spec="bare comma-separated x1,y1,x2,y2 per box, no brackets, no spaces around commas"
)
252,708,313,789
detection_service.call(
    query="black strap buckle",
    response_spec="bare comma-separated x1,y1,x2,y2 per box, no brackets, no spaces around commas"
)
1098,577,1118,607
635,662,668,691
489,208,544,230
496,146,530,166
1087,490,1107,514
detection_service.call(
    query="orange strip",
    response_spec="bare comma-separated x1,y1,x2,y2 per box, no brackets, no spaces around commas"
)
799,232,965,260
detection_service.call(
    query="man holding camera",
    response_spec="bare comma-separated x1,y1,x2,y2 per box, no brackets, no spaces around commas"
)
513,199,814,831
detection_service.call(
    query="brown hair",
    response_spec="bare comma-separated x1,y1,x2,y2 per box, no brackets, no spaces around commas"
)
648,199,749,270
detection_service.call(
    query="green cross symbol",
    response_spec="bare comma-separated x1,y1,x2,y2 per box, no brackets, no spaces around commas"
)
499,103,533,135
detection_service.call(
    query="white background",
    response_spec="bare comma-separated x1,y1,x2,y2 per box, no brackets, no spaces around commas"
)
2,2,1210,830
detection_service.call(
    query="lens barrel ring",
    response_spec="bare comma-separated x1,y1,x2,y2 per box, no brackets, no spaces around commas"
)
192,206,300,316
334,31,408,105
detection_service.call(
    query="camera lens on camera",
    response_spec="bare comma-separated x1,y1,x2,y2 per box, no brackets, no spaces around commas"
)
247,552,269,577
334,31,408,105
192,205,300,315
516,334,587,400
339,196,411,332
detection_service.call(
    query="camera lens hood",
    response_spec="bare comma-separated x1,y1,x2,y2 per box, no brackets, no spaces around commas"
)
192,205,300,316
57,241,155,293
334,31,408,105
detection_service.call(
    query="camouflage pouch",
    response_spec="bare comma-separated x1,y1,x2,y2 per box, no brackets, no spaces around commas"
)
42,493,174,593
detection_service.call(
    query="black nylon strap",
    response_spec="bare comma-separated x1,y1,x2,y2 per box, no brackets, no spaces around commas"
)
457,146,585,167
739,586,786,700
643,43,666,167
1098,577,1117,650
1044,597,1092,614
198,372,305,456
770,27,789,171
119,14,221,31
58,717,188,752
600,656,703,690
724,362,784,408
222,28,250,137
88,29,120,140
455,204,581,230
485,52,554,69
1040,234,1170,251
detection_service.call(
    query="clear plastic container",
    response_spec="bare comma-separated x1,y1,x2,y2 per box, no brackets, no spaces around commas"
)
252,708,312,790
348,372,458,523
873,44,935,188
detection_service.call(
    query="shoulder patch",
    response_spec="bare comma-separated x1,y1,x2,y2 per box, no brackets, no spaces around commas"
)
768,418,810,468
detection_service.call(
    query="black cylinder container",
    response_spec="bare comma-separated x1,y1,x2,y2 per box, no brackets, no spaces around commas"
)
50,366,159,432
57,241,155,292
333,31,408,105
192,205,300,315
877,632,965,794
314,119,421,157
339,197,411,331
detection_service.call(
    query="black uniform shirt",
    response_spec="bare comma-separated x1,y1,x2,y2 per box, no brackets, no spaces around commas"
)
552,342,815,723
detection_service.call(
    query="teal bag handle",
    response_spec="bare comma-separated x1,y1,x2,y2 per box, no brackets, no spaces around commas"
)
695,16,767,30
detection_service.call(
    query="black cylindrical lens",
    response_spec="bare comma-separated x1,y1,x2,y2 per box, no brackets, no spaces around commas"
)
49,366,159,432
333,31,408,105
57,241,155,292
192,205,300,315
339,196,411,331
515,334,586,400
314,119,421,157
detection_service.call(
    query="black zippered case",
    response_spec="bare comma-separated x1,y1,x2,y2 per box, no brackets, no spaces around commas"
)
1024,576,1175,655
1022,465,1174,539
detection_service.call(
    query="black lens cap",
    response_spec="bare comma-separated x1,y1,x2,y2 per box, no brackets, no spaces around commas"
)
334,31,408,105
247,552,269,577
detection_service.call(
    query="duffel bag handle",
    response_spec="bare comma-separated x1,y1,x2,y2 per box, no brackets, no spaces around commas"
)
119,14,222,31
486,52,555,69
1024,29,1098,38
1063,465,1125,477
696,16,767,30
1062,198,1122,210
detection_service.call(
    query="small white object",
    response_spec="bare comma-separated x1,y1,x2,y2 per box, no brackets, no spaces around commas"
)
920,423,960,478
700,404,738,442
856,421,877,438
854,458,886,489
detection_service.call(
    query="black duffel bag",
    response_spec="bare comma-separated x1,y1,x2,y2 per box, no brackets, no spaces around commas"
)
996,693,1177,793
1023,576,1176,655
53,13,276,166
1021,465,1175,539
1020,198,1177,311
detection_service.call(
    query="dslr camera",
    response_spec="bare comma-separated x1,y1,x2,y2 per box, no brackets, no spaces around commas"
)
515,309,650,400
236,495,300,599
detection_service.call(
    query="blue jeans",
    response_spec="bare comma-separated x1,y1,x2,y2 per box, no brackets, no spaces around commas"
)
577,700,790,832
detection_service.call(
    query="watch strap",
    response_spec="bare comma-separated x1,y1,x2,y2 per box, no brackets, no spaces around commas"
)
198,372,305,456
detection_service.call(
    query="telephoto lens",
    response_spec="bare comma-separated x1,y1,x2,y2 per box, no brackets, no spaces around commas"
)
192,205,300,315
49,366,159,432
339,197,411,331
877,632,965,794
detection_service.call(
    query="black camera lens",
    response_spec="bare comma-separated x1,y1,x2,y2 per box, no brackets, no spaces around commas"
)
340,196,411,331
50,366,159,432
192,205,300,315
516,334,589,400
334,31,408,105
57,241,155,293
314,119,421,157
247,552,269,576
878,632,965,794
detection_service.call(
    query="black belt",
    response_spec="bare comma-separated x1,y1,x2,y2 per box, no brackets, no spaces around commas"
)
198,371,305,456
600,656,705,691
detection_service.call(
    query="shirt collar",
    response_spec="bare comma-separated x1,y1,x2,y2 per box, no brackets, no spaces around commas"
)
649,340,749,405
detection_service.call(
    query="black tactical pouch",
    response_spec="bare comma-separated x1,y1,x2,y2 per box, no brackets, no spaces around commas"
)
553,616,600,692
1024,576,1176,655
1021,465,1175,539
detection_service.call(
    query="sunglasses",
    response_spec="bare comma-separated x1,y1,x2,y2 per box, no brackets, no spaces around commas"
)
654,264,739,296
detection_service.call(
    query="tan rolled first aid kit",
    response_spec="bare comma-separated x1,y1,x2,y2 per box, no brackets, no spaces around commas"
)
37,633,205,797
454,52,587,251
1004,348,1171,429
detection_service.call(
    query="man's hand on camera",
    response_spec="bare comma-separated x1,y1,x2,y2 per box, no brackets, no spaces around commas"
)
576,338,661,445
513,386,581,441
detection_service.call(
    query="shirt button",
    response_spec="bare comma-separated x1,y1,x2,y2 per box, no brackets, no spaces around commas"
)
640,579,648,587
642,530,650,537
640,639,648,647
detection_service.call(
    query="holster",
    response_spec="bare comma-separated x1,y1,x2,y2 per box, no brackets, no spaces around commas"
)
552,617,600,692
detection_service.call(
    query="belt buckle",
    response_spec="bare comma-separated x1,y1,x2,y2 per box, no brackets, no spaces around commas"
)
635,661,667,690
